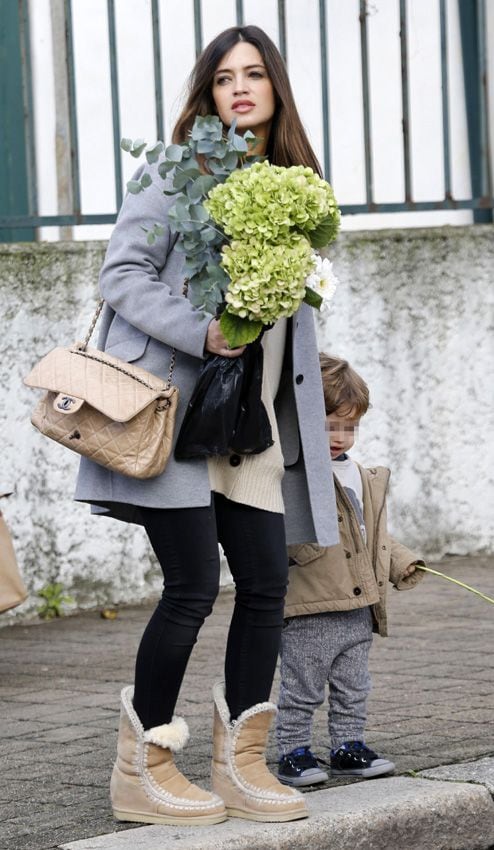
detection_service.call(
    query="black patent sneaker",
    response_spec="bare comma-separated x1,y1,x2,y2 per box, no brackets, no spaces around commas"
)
330,741,395,778
277,746,329,787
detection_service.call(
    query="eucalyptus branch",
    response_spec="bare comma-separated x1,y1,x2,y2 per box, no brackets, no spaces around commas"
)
176,220,230,243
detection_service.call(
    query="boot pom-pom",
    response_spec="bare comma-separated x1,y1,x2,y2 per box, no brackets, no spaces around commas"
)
143,716,189,752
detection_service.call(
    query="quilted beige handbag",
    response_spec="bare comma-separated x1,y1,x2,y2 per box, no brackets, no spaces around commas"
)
24,302,179,479
0,497,28,613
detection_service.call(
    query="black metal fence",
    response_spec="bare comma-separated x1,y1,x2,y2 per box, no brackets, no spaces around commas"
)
0,0,492,239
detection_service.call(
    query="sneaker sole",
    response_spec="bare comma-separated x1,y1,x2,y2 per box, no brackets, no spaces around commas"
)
278,769,329,787
331,762,395,779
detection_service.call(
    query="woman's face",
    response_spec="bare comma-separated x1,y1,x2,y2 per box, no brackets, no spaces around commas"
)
212,41,276,153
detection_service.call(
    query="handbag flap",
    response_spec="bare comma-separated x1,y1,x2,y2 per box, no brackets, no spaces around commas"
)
24,345,175,422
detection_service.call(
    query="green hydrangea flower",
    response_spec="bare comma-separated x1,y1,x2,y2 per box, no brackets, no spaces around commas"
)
221,234,314,324
205,160,339,242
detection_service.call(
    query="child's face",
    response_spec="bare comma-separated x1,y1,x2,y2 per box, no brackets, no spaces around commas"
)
325,406,361,459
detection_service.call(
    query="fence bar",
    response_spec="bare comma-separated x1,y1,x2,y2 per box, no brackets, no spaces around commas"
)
63,0,81,216
194,0,203,56
151,0,165,143
339,196,494,213
0,214,118,227
107,0,123,210
399,0,412,202
278,0,287,62
458,0,492,222
3,194,493,229
477,0,492,198
439,0,452,198
359,1,374,205
18,0,37,220
236,0,244,26
318,0,331,181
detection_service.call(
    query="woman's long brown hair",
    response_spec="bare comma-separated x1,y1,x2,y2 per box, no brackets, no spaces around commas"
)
172,26,323,176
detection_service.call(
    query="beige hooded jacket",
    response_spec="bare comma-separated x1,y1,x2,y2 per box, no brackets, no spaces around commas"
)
285,464,425,636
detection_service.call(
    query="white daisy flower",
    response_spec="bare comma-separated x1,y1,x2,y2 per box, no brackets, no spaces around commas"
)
305,253,339,310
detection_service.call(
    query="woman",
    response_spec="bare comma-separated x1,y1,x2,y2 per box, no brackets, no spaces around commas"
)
75,25,338,826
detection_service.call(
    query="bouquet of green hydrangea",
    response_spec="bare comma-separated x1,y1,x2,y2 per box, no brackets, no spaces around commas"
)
205,160,339,345
122,116,340,348
122,117,340,457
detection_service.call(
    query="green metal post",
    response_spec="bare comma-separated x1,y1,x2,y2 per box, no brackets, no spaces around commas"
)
0,0,35,241
458,0,492,223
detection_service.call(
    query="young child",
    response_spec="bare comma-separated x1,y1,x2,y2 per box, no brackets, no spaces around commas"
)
276,354,425,786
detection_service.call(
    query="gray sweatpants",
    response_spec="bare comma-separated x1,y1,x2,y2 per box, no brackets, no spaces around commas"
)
276,607,373,755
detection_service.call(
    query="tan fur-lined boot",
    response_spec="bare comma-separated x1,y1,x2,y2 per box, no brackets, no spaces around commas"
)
110,686,227,826
211,682,308,822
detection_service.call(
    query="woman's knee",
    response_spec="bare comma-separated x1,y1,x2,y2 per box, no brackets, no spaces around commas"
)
159,577,220,625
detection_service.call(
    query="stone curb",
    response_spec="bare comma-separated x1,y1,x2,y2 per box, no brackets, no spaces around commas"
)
59,777,494,850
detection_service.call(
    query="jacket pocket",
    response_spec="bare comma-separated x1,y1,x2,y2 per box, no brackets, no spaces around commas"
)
287,543,324,566
104,315,150,363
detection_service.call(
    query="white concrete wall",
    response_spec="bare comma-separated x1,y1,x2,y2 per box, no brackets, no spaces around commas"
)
27,0,494,241
1,227,493,622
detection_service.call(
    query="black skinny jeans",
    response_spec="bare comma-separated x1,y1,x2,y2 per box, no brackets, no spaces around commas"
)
133,493,288,730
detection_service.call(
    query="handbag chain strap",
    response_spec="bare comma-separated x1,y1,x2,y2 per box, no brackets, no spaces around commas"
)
79,280,190,394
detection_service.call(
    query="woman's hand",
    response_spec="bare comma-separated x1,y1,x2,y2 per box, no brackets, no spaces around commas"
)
205,319,246,358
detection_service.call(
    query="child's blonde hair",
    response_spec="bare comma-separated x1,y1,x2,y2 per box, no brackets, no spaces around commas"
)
319,353,370,417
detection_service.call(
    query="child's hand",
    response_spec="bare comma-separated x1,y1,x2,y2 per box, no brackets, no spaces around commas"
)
402,564,417,578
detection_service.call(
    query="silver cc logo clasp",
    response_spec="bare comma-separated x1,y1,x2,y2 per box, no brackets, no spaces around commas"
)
57,395,76,411
53,393,84,414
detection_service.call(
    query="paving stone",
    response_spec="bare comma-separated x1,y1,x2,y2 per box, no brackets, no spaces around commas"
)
418,756,494,793
1,556,494,850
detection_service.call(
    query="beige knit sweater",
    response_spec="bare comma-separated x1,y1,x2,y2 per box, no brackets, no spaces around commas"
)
207,319,287,513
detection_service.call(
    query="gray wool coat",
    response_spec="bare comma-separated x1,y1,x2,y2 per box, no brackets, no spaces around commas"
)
74,162,339,547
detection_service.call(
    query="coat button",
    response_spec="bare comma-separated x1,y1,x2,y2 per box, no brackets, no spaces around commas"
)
378,581,384,587
369,468,377,474
345,551,351,559
229,454,241,467
382,545,387,550
353,587,362,596
338,515,343,523
295,374,304,384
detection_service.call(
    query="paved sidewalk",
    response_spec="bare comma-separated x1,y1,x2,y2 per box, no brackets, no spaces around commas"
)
1,556,494,850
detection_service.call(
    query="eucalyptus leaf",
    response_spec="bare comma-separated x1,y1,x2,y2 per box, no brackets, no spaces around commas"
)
140,172,152,188
173,170,194,190
197,140,216,154
208,159,229,176
201,228,218,243
222,150,239,171
232,134,249,153
213,141,227,158
165,143,184,162
158,160,176,178
127,180,143,194
189,204,210,222
120,137,133,152
185,255,207,274
188,174,216,201
191,115,223,141
219,311,263,347
146,142,164,164
227,121,238,143
130,139,147,158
